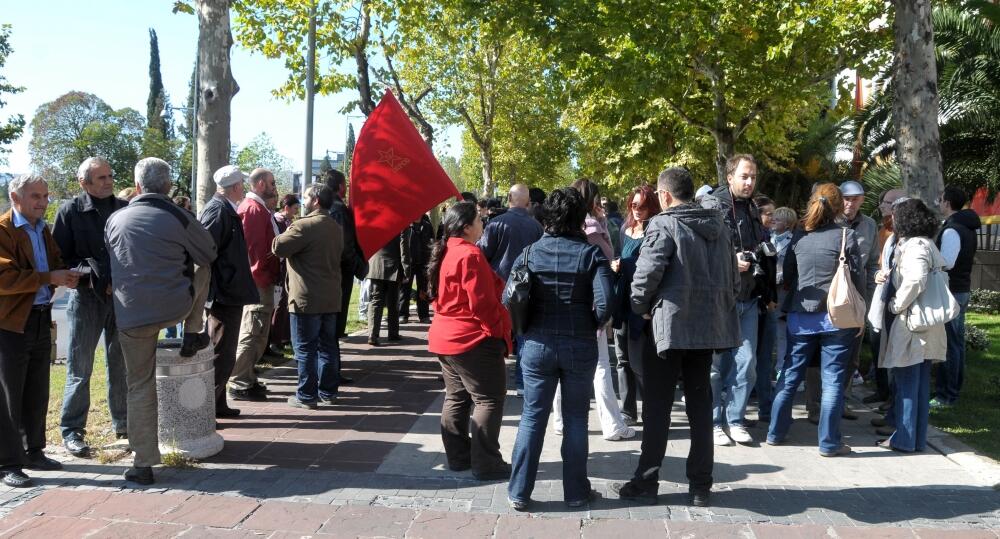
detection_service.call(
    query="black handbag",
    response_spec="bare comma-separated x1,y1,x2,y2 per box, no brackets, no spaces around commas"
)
502,244,533,335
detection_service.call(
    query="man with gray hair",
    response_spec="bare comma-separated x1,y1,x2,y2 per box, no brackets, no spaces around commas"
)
1,174,80,487
106,157,216,485
52,157,129,458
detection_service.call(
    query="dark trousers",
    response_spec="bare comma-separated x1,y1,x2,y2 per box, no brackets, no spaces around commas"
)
630,331,714,494
613,325,638,419
438,338,507,474
337,276,353,339
0,308,52,469
368,279,400,340
398,268,430,321
208,302,243,411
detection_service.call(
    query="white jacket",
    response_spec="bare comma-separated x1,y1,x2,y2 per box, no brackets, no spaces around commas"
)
878,237,948,369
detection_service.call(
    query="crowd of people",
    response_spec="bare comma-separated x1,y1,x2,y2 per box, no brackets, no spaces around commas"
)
0,152,981,515
422,154,980,510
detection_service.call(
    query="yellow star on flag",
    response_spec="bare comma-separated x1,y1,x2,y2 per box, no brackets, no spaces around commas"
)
377,147,411,172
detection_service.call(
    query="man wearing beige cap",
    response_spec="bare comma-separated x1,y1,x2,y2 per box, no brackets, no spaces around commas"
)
229,168,279,402
199,165,259,416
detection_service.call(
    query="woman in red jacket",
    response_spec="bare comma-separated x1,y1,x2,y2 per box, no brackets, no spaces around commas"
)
428,201,513,480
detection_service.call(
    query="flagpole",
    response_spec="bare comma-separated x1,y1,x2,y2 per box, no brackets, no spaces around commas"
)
302,0,317,216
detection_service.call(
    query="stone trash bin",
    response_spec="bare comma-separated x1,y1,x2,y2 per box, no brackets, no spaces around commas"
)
154,339,224,459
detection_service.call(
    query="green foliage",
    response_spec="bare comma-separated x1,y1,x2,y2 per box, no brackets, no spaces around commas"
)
966,324,990,352
231,0,370,103
492,0,890,184
233,132,294,193
28,92,145,198
343,122,355,176
970,289,1000,314
0,24,25,165
850,3,1000,196
147,28,169,138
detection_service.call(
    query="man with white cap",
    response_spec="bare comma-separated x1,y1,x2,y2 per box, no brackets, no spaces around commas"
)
199,165,259,417
804,180,879,422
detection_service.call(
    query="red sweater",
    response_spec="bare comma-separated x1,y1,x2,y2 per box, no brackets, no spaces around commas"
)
428,237,512,356
238,195,280,288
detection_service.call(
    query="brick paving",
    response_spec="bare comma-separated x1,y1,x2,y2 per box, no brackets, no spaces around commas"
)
0,322,998,537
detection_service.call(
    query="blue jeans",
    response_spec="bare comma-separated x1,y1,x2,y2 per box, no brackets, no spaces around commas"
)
290,312,340,402
935,291,970,404
60,288,128,439
712,298,759,427
509,333,597,504
767,327,854,453
890,360,932,452
755,306,777,420
513,334,525,391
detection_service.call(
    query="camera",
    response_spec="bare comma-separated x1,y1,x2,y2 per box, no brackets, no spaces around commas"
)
740,241,776,279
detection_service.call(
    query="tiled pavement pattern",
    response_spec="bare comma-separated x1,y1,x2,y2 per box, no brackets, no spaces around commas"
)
0,488,997,538
1,323,998,537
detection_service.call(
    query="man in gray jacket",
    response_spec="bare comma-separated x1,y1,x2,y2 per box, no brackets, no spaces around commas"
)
612,167,740,509
106,157,217,485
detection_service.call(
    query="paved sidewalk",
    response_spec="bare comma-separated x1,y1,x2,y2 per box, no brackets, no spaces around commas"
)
1,322,998,537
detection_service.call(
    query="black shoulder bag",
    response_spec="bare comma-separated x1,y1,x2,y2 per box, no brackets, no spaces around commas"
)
503,244,533,335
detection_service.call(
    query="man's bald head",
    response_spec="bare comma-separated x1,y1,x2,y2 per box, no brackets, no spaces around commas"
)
249,168,277,199
508,184,530,209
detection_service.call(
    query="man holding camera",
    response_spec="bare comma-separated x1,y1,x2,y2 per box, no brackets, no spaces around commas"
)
701,154,776,446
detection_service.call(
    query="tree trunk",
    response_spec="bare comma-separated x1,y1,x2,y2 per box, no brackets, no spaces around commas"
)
713,130,735,186
480,144,495,197
195,0,239,213
892,0,943,205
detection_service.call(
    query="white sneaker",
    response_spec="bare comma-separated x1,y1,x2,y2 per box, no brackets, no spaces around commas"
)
729,425,753,444
605,427,636,441
713,426,733,446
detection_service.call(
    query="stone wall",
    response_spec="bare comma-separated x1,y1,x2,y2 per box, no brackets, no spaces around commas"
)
971,250,1000,291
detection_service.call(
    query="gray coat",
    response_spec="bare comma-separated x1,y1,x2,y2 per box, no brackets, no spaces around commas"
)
631,203,741,353
781,223,863,314
367,232,410,282
845,213,879,303
106,193,217,330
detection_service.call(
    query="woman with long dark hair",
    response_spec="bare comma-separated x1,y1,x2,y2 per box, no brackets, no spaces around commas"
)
427,202,512,480
767,183,862,457
876,199,948,452
508,188,614,511
611,184,661,423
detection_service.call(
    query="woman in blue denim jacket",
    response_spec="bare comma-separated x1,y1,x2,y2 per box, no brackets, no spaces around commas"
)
507,188,614,511
767,183,862,457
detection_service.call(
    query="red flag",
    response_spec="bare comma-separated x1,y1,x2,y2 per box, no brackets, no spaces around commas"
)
351,91,461,259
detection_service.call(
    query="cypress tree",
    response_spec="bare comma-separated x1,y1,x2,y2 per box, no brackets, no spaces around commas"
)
147,28,168,137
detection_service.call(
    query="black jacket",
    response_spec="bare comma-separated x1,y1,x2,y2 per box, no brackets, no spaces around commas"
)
199,194,259,306
404,215,435,268
701,185,776,304
329,195,367,281
52,192,128,299
936,209,981,293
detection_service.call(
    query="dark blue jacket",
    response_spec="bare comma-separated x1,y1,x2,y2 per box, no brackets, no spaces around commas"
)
511,233,613,339
477,207,543,281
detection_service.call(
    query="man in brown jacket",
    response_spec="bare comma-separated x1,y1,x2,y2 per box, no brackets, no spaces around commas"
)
0,174,81,487
272,184,344,409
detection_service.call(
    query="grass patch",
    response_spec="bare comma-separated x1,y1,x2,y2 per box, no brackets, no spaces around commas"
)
929,312,1000,461
161,450,199,469
48,282,370,453
46,348,125,462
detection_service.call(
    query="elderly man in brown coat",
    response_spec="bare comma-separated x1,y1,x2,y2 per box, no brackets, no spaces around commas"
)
272,184,345,409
